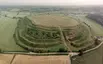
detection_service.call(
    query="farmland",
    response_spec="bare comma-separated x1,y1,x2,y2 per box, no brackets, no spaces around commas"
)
0,8,33,52
0,54,69,64
13,13,94,52
0,6,103,64
0,54,14,64
71,14,103,64
0,7,95,53
78,16,103,36
0,16,25,51
71,38,103,64
0,6,101,54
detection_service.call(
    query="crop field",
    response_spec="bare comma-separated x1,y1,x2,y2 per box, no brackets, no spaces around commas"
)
0,10,30,18
12,55,69,64
0,11,95,52
0,8,97,53
0,16,25,51
79,16,103,36
0,6,103,64
71,15,103,64
0,54,69,64
7,12,18,17
1,11,9,15
16,12,30,17
72,40,103,64
10,8,20,12
0,10,32,52
0,54,14,64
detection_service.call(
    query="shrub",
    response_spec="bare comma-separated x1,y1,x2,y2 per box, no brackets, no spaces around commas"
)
58,48,67,52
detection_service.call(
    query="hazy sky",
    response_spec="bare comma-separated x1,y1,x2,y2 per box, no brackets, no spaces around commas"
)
0,0,103,5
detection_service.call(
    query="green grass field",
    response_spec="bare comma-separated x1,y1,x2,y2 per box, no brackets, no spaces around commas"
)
80,16,103,36
0,16,25,52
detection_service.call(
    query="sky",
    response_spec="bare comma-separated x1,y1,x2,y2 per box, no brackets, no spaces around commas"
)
0,0,103,5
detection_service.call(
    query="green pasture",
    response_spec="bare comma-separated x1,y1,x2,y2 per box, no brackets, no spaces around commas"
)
0,16,25,52
80,16,103,36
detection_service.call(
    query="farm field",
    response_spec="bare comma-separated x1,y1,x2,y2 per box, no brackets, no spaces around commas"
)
71,15,103,64
79,16,103,36
12,55,69,64
0,5,103,64
1,11,30,18
6,12,18,17
0,54,14,64
0,54,69,64
0,6,103,64
0,11,97,53
0,16,25,51
14,14,94,52
16,12,30,17
72,39,103,64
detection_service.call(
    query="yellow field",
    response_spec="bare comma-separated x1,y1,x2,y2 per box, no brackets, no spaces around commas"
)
0,54,70,64
0,54,14,64
12,55,69,64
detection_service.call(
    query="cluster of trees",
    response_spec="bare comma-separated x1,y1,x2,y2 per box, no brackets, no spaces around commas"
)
27,28,61,39
31,48,68,53
94,38,101,45
58,48,68,52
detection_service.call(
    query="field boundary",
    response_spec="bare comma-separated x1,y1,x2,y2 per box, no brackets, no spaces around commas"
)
84,41,103,53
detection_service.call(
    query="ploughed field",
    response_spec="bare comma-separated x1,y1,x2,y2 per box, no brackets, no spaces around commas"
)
13,14,94,52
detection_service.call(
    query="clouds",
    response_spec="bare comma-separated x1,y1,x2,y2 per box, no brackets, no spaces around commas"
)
0,0,103,5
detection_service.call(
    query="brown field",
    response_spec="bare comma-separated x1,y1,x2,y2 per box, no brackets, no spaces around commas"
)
12,55,70,64
0,54,70,64
31,15,79,27
0,54,14,64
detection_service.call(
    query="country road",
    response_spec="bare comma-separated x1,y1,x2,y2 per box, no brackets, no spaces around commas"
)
58,26,72,52
84,41,103,53
58,26,79,57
